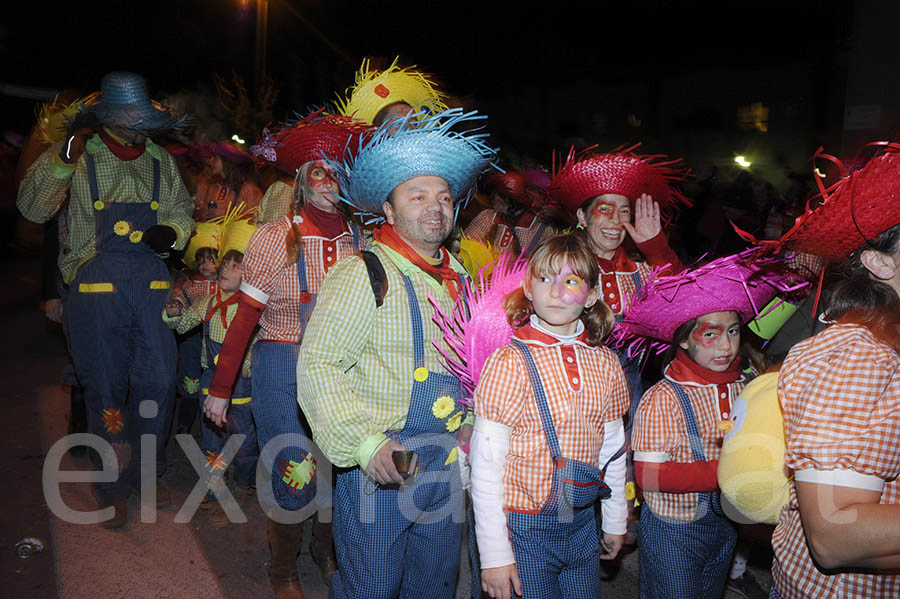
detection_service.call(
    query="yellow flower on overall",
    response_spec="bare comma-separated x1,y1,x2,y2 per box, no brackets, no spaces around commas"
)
432,395,455,419
113,220,130,236
129,230,143,243
446,410,463,433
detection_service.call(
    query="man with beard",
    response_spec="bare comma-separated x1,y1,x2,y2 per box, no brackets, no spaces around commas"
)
297,108,497,599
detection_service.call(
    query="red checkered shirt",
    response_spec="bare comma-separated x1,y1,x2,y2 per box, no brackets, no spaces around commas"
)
771,323,900,598
785,251,826,282
180,276,218,306
239,212,363,342
474,322,629,512
632,365,745,521
464,209,548,253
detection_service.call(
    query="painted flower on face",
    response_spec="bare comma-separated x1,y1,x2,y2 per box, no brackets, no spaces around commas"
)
446,410,463,432
114,220,131,236
129,230,143,243
432,395,455,419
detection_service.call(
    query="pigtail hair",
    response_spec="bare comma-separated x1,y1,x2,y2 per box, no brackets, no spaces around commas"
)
581,300,616,347
285,163,309,265
503,287,532,329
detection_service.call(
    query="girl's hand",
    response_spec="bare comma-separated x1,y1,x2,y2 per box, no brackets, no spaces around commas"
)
600,532,625,560
622,193,661,244
203,394,229,427
165,300,183,317
482,564,522,599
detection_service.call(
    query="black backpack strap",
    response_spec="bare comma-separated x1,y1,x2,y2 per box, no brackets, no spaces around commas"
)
361,250,388,308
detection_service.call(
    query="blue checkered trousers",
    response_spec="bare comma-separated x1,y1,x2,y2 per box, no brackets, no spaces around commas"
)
639,379,737,599
502,340,616,599
329,275,465,599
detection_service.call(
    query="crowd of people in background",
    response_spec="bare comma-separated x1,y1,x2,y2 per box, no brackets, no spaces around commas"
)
10,57,900,599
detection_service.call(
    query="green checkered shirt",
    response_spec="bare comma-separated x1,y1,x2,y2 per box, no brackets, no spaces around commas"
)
297,242,467,469
17,135,194,283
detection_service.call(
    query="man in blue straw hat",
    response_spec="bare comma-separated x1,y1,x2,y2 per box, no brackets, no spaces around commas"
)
297,108,498,598
18,71,194,529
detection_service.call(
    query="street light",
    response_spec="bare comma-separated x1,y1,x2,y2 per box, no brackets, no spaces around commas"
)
734,155,752,168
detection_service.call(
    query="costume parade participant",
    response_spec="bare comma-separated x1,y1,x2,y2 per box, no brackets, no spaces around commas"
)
616,251,795,599
18,72,194,527
204,112,369,598
251,120,313,226
764,145,900,599
193,141,263,221
164,212,259,528
471,233,629,599
335,56,448,127
297,108,498,599
464,169,550,256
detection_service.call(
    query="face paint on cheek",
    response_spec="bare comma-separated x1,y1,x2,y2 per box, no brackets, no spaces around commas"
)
692,322,724,348
591,201,616,220
306,166,335,191
554,267,588,305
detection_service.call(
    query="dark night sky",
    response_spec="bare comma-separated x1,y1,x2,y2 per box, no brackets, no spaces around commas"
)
1,0,852,171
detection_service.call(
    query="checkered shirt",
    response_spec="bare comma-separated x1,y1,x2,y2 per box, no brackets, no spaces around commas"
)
771,323,900,598
785,251,826,282
180,277,217,306
463,209,547,253
164,290,251,371
257,180,294,225
474,324,629,512
632,368,745,521
17,136,194,283
296,242,468,468
597,251,654,317
239,212,363,342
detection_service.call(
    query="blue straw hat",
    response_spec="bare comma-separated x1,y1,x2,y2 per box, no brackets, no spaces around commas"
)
334,108,499,222
89,72,190,132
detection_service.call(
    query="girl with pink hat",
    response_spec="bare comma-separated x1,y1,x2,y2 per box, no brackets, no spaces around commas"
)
616,250,798,599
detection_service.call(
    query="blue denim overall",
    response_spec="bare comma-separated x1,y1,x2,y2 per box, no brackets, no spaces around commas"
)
198,299,258,489
506,339,615,599
65,153,176,501
330,275,465,599
639,379,737,599
253,227,360,511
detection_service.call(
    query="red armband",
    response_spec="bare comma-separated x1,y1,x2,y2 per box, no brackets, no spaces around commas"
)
634,459,719,493
636,231,684,275
207,294,263,397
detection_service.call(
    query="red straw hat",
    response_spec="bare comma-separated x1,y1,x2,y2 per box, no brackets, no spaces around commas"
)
549,144,692,221
738,143,900,262
251,110,370,175
485,170,544,209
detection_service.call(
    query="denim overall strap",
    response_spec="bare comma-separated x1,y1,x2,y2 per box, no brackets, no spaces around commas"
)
631,270,642,294
402,275,427,368
86,152,160,205
350,223,360,250
522,222,548,256
297,244,309,294
664,378,707,461
510,338,562,460
202,296,217,367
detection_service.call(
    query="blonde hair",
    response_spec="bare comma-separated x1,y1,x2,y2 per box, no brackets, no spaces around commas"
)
503,232,615,347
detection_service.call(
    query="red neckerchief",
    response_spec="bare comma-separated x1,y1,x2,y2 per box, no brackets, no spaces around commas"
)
373,223,460,301
667,348,741,385
304,203,346,239
204,289,241,330
595,246,637,274
98,128,145,161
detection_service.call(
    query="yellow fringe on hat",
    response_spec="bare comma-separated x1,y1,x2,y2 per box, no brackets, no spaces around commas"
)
218,202,258,258
37,92,100,146
335,57,448,125
458,235,498,282
183,221,222,271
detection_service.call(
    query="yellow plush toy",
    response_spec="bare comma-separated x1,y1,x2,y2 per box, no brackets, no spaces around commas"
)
717,372,791,524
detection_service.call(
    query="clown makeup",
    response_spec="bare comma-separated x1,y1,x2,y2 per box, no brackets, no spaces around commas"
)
577,193,632,260
301,160,340,212
679,310,741,372
525,261,597,336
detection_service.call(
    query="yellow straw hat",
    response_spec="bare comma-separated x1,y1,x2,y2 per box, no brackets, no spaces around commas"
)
183,221,222,270
335,57,448,125
218,202,258,257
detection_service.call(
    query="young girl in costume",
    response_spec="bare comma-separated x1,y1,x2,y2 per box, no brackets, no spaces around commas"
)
621,251,793,599
193,141,263,221
164,216,259,529
766,145,900,599
471,233,629,599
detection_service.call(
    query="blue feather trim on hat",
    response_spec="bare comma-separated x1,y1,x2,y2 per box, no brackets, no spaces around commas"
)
330,108,500,223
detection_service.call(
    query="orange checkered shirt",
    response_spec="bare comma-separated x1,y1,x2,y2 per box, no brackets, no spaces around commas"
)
785,251,826,282
239,212,363,342
632,366,745,522
772,323,900,598
474,323,629,512
464,209,548,253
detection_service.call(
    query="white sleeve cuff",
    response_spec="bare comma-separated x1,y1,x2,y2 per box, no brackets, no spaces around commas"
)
795,468,885,492
633,450,669,463
240,281,269,304
598,423,627,535
470,419,515,568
